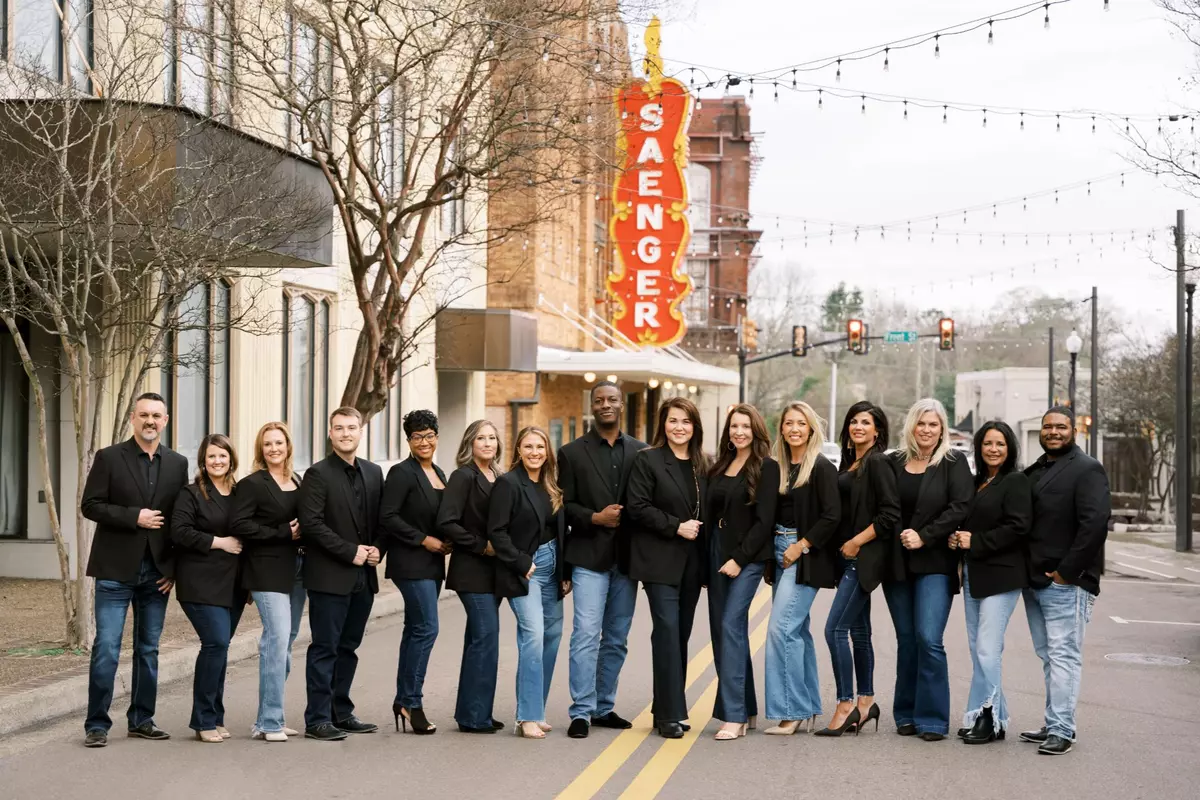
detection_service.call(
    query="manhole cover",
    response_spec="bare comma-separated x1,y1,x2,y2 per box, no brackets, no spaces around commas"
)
1105,653,1191,666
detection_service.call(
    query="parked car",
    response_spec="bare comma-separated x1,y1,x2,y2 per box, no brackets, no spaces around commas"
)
821,442,842,471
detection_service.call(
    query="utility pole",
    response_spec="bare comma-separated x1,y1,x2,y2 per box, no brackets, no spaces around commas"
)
1090,287,1099,458
828,358,838,434
1176,210,1192,552
1187,282,1195,549
915,336,923,402
1047,327,1055,406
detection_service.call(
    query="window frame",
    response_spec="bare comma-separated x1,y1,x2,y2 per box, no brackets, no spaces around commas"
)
7,0,93,92
282,287,332,470
163,0,234,121
0,318,31,539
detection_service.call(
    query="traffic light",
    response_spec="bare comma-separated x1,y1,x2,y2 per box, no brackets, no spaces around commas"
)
860,323,870,355
742,317,759,353
791,325,807,357
846,319,863,353
938,317,955,351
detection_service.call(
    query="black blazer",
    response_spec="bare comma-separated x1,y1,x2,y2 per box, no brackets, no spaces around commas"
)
961,471,1032,598
298,453,383,596
487,467,566,600
170,483,241,607
557,430,647,574
231,469,302,594
842,451,901,593
440,463,499,594
378,457,448,582
1024,445,1111,595
770,455,841,589
625,447,708,586
709,458,779,568
886,450,973,585
83,438,189,582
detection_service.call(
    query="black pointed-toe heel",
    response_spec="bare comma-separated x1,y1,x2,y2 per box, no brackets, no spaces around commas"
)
860,703,881,732
399,706,436,735
814,708,861,737
392,702,404,733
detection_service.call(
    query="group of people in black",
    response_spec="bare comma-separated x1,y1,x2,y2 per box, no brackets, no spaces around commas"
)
80,384,1109,757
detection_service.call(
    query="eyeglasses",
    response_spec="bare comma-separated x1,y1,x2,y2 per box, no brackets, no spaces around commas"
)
409,432,438,444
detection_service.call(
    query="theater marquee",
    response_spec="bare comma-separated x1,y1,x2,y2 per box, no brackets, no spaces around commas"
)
607,17,693,348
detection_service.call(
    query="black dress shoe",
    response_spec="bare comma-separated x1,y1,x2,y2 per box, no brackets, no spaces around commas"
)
896,723,918,736
592,711,633,729
656,722,685,739
568,719,590,738
458,723,498,734
84,731,108,748
127,723,170,740
491,719,506,730
920,732,946,742
305,723,349,741
679,722,691,732
1037,734,1073,755
334,716,378,734
1020,726,1050,744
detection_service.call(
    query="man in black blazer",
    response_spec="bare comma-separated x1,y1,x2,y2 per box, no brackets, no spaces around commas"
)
299,407,383,741
81,392,189,748
558,382,646,738
1020,406,1110,756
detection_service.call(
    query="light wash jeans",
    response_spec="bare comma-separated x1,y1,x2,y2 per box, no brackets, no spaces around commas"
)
567,563,636,722
1023,581,1095,741
961,565,1021,732
250,557,307,733
764,530,822,721
508,541,564,723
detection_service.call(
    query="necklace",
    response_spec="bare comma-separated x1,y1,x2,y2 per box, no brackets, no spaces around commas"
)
691,466,701,519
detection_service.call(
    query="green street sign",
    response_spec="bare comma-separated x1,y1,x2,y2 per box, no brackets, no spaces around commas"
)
884,331,918,344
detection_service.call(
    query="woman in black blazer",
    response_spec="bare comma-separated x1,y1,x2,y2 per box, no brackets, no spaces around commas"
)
439,420,506,734
949,421,1031,744
626,397,708,739
707,403,778,741
171,434,244,743
883,398,973,742
231,422,304,742
378,410,449,735
817,400,899,737
762,401,839,736
487,426,567,740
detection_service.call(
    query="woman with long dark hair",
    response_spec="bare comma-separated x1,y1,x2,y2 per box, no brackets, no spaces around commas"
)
949,421,1031,744
883,398,973,742
763,402,840,736
626,397,708,739
488,426,567,740
816,401,898,737
171,434,244,743
378,410,449,735
707,404,778,741
439,419,506,734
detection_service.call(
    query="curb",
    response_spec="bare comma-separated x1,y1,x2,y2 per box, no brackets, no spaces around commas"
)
0,588,424,738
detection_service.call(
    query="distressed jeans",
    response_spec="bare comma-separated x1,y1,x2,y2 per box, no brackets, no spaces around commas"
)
1023,582,1095,741
961,565,1021,732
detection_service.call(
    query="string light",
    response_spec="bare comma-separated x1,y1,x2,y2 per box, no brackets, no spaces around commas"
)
883,48,890,71
988,20,994,45
934,34,941,59
1044,3,1051,29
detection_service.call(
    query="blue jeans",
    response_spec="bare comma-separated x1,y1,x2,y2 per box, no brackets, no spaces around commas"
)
765,531,822,720
507,541,564,723
250,557,307,733
824,560,874,702
304,570,375,727
709,558,764,723
85,555,169,733
394,578,441,707
568,563,636,721
455,592,501,729
1023,582,1095,740
883,574,954,735
180,602,245,730
962,566,1021,732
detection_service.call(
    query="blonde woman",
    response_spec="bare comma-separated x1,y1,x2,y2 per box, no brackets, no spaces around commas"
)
231,422,305,742
883,398,973,741
762,403,840,736
487,426,568,740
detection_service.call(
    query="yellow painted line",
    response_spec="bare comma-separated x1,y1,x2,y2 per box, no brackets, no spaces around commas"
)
554,586,771,800
617,614,771,799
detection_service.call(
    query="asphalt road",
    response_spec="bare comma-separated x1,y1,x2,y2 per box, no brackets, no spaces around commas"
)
1,553,1198,800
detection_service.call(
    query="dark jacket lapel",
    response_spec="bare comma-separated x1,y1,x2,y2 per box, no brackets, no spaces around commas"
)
405,456,439,511
148,444,178,508
583,433,617,505
518,467,547,531
120,439,152,505
1029,448,1077,497
618,436,641,498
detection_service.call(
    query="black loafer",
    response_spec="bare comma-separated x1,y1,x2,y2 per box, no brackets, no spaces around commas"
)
656,722,685,739
491,719,505,730
458,723,498,734
305,723,348,741
84,730,108,748
592,712,632,729
896,723,918,736
333,715,378,734
127,723,170,740
1037,734,1073,755
1020,726,1050,744
568,719,590,739
919,732,946,742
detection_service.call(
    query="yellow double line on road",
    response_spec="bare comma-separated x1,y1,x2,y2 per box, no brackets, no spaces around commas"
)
556,587,772,800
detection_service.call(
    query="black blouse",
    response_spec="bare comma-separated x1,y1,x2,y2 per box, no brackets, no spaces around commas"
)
777,463,801,529
898,469,924,530
676,456,698,518
836,470,855,545
709,474,738,519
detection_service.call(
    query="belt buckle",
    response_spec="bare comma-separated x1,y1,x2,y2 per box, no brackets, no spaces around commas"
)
718,519,727,529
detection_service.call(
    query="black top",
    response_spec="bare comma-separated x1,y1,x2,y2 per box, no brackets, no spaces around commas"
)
961,471,1033,598
231,470,302,594
170,483,241,607
298,453,383,596
439,463,498,594
840,452,901,592
709,475,738,520
776,463,800,529
897,469,923,530
1023,444,1111,596
377,457,449,582
886,450,974,587
487,467,567,599
766,456,841,589
82,439,190,582
557,429,647,574
139,451,162,505
677,457,699,519
708,459,779,567
345,460,367,521
836,470,855,545
625,447,709,586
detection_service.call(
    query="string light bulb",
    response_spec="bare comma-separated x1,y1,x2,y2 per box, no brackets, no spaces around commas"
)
835,58,842,81
817,88,823,110
1044,3,1051,30
1020,111,1025,130
594,50,602,72
934,34,941,58
792,69,797,88
943,105,948,124
883,48,890,71
861,95,866,114
988,20,994,45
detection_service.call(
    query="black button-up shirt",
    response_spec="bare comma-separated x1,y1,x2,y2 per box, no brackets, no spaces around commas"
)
591,428,625,498
138,449,162,498
344,459,367,523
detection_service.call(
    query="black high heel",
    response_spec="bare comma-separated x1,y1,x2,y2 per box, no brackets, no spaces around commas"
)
393,704,437,735
814,707,861,737
858,703,880,732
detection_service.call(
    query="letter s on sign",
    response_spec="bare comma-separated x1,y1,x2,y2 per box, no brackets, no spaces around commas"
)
636,237,662,263
639,104,664,132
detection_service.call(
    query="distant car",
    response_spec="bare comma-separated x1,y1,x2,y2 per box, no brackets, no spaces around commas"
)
821,442,842,470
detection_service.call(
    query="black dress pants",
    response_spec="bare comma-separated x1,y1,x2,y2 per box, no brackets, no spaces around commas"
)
304,570,375,728
643,544,703,724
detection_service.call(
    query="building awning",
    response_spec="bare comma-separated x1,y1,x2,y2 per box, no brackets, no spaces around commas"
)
537,345,739,387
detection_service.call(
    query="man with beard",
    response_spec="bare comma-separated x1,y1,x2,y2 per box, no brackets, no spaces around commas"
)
558,382,646,738
1020,405,1110,756
81,392,189,747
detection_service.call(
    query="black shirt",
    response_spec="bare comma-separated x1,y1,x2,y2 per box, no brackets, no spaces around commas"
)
676,456,699,519
777,463,801,529
836,470,855,545
898,468,924,530
344,459,366,522
709,473,738,519
591,428,626,498
535,485,557,545
138,449,162,496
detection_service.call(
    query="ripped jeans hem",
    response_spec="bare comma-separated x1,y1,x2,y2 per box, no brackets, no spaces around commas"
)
961,703,1008,733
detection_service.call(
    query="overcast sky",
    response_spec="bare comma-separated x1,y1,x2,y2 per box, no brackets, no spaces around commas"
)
631,0,1198,333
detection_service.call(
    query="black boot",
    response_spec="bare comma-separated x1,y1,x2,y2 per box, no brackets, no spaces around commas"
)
962,707,997,745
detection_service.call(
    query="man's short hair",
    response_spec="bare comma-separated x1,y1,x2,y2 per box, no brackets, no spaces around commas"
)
134,392,167,407
1042,405,1075,425
590,380,621,399
329,406,363,425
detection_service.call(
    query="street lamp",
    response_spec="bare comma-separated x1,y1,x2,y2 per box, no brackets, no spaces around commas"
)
1066,329,1083,413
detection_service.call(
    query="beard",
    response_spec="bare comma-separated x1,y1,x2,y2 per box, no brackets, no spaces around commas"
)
1040,435,1072,454
138,426,160,442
